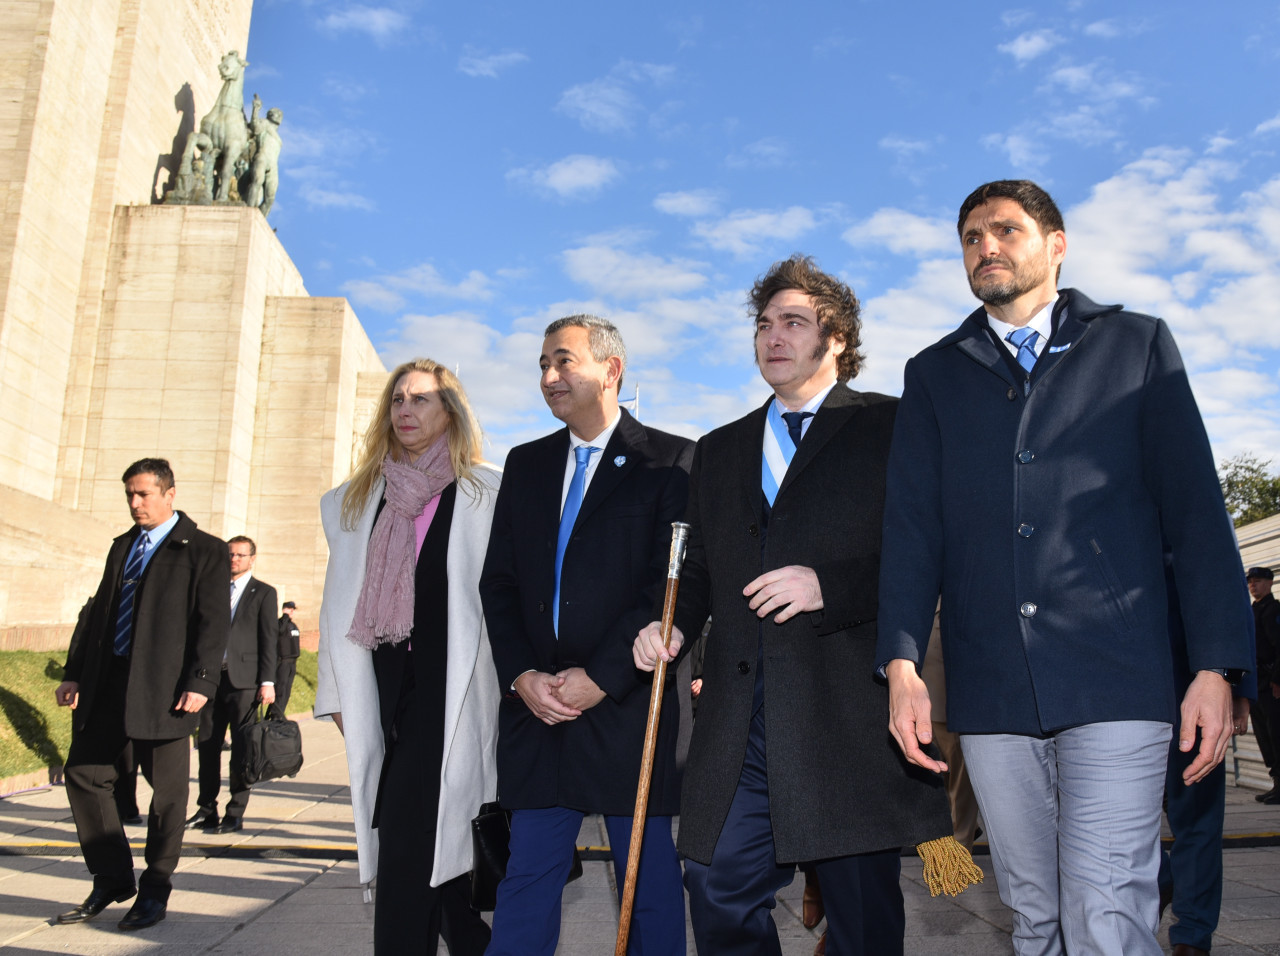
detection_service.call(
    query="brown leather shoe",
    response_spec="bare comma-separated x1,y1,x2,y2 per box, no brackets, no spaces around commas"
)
802,870,825,929
814,930,827,956
1170,945,1210,956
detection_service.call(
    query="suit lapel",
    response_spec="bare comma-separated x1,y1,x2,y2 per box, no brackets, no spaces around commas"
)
736,399,772,524
1032,296,1093,380
776,385,861,500
949,309,1019,387
575,409,644,528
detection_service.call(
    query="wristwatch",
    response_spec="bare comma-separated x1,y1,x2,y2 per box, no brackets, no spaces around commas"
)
1202,668,1245,685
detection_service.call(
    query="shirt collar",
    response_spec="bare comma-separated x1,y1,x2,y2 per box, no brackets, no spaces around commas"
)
985,301,1053,347
568,409,622,452
141,511,180,548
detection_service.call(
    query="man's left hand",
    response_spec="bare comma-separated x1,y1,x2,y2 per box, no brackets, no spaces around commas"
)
743,565,823,623
1179,670,1233,784
552,667,606,711
176,691,208,714
258,684,276,706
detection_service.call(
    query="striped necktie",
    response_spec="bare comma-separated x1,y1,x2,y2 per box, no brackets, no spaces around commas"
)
554,445,598,636
113,533,148,656
1006,327,1040,373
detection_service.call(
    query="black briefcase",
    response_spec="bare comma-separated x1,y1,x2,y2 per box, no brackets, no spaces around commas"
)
236,704,304,786
469,802,583,911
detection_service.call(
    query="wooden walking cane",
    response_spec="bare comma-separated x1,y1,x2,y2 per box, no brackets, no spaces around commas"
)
615,521,691,956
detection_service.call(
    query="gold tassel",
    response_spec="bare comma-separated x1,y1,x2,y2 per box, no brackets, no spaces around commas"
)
915,835,984,897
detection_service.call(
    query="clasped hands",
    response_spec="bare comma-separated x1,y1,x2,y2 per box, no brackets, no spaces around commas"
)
514,667,606,725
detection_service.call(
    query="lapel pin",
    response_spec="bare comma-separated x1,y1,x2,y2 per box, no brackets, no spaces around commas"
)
1048,343,1071,353
614,456,626,467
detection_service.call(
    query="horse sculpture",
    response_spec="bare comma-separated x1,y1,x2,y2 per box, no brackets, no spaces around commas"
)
194,50,250,202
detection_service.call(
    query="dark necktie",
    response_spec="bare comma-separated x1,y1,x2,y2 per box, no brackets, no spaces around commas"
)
554,445,598,636
781,411,813,449
1006,327,1040,373
113,533,148,656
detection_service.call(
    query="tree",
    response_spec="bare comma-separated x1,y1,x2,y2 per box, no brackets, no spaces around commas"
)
1218,452,1280,527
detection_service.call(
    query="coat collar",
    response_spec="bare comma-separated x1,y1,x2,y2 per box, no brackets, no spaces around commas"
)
574,407,649,528
937,288,1123,384
736,384,864,512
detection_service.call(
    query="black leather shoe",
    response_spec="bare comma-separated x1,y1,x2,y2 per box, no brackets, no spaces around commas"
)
1262,789,1280,805
56,885,136,924
118,897,166,930
211,818,243,833
185,808,219,830
1256,785,1279,803
120,814,144,827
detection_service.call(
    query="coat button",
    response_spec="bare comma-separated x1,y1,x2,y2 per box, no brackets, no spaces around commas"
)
737,661,751,675
1006,387,1018,401
1017,449,1035,463
1020,602,1038,618
196,668,208,678
538,602,546,612
1017,523,1035,537
748,523,759,537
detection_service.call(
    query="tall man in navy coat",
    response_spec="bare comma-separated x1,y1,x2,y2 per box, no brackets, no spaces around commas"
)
877,180,1253,956
55,458,229,931
635,257,955,956
480,315,693,955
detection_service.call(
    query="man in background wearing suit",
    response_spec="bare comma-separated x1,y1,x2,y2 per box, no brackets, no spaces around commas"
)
54,458,229,931
480,314,693,955
634,256,955,955
188,535,278,834
275,600,301,713
877,179,1253,956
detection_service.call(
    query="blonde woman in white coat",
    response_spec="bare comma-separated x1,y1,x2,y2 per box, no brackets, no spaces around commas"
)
316,358,500,954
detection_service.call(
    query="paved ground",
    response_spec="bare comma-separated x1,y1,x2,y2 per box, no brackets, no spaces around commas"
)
1,718,1278,954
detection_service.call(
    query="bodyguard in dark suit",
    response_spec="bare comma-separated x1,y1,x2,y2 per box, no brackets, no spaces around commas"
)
480,314,693,955
275,601,301,712
55,458,229,931
878,180,1253,956
635,257,955,956
189,535,278,833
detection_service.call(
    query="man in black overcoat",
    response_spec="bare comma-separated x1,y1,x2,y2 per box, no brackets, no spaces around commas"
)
189,535,278,833
54,458,229,931
274,600,301,712
635,257,954,956
480,314,693,955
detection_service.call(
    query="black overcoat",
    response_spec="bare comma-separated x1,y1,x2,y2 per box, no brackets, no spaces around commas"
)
673,385,953,865
877,289,1254,734
480,409,693,815
64,511,229,739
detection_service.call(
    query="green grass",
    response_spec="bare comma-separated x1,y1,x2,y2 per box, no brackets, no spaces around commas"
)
0,650,319,781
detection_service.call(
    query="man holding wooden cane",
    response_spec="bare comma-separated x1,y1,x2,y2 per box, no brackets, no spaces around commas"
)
480,314,693,955
634,256,965,955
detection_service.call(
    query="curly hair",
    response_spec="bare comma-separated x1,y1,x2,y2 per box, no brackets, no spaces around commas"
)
748,255,863,382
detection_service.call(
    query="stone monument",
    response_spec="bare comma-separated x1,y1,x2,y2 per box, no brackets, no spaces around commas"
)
0,1,384,651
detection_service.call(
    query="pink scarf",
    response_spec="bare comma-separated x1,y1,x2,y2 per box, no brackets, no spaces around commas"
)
346,436,455,649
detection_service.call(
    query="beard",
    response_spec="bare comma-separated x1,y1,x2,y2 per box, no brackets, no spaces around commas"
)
969,254,1051,306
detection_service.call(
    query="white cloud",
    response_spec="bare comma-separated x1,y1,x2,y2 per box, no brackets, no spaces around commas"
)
653,189,720,217
562,245,708,299
725,138,789,169
981,132,1048,169
556,61,675,134
1046,63,1141,100
506,155,621,199
1084,19,1121,38
998,30,1063,64
318,5,410,44
343,263,495,312
457,47,529,78
1256,113,1280,135
322,77,373,102
843,209,955,257
692,206,817,258
296,181,377,211
878,136,932,158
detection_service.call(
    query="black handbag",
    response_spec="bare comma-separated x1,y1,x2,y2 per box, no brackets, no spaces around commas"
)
236,703,304,786
469,802,583,911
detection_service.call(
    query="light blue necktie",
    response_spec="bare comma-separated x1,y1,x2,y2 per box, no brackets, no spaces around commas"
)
554,445,598,636
113,533,149,656
1006,327,1040,373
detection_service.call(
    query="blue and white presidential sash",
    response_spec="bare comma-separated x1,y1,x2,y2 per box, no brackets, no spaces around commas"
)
761,400,795,507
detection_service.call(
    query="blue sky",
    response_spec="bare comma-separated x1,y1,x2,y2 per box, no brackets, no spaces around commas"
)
245,0,1280,466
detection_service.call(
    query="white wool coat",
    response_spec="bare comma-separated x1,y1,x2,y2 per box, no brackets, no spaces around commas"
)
315,466,501,886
